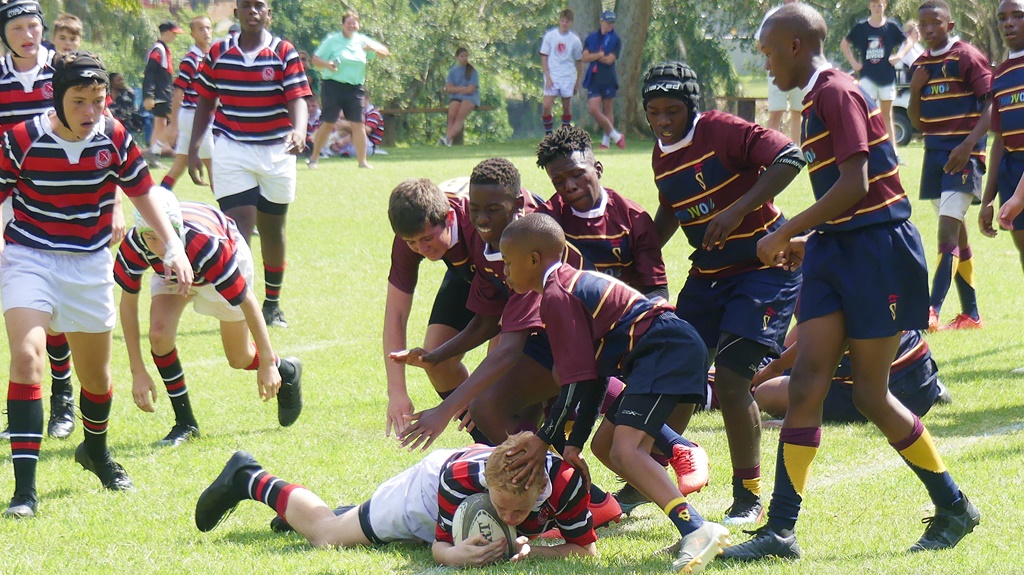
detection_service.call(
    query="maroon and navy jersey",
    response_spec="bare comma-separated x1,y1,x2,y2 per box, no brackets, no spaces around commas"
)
652,110,793,278
195,30,312,144
0,50,56,135
539,187,667,290
0,114,152,252
911,40,992,156
802,68,910,232
365,104,384,147
992,54,1024,153
388,193,475,294
541,264,671,384
174,44,206,110
143,40,174,103
435,446,595,546
114,202,247,304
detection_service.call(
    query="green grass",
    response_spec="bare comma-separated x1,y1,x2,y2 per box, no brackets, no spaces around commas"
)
2,140,1023,575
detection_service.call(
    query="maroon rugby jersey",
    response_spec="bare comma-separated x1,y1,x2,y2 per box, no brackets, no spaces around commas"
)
195,30,311,144
912,40,992,156
539,187,666,290
174,45,206,110
434,447,595,546
0,114,151,252
991,54,1024,152
0,49,55,135
114,202,248,304
388,193,476,294
652,110,791,278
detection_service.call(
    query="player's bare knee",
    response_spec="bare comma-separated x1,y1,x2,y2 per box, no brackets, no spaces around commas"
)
148,324,175,353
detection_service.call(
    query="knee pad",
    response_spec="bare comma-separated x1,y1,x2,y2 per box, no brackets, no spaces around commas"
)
715,333,770,380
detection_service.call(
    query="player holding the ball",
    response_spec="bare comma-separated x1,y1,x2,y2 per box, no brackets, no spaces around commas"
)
194,432,596,567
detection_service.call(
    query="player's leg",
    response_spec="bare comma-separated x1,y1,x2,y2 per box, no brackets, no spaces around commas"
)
423,324,469,394
282,491,369,548
148,292,198,444
162,108,193,189
309,82,344,167
559,96,573,129
220,319,257,369
880,98,896,150
1013,229,1024,275
45,332,75,439
950,215,981,326
752,375,789,418
349,121,370,168
4,308,50,516
256,204,288,327
467,353,557,444
542,94,556,134
588,95,612,138
423,272,474,395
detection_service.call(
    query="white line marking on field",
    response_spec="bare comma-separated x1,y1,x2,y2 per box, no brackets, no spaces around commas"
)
180,339,351,368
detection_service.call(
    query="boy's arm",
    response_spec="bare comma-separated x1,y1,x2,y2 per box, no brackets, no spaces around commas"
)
311,54,337,71
239,286,282,401
980,133,1004,237
653,204,679,248
119,290,158,413
391,312,500,367
575,59,583,94
168,86,184,135
285,97,308,155
907,65,929,129
383,283,415,437
541,54,552,89
943,99,991,175
189,95,215,185
840,38,861,72
110,188,126,246
130,194,194,293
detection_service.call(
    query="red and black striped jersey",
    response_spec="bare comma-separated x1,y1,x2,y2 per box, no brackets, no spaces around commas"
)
143,40,174,103
174,44,206,110
653,110,794,278
542,264,671,383
388,193,475,294
0,49,56,135
911,40,992,156
365,104,384,147
992,54,1024,153
802,68,911,232
114,202,247,304
0,114,152,252
540,187,666,290
195,30,312,144
435,446,595,547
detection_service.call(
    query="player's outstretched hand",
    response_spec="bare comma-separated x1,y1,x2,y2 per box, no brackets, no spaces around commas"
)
188,151,208,186
506,433,548,489
510,537,532,562
562,445,591,492
132,372,159,413
385,394,414,437
979,203,998,237
257,361,282,402
999,195,1024,230
389,348,436,369
702,207,743,250
943,141,972,175
451,534,507,567
399,405,450,451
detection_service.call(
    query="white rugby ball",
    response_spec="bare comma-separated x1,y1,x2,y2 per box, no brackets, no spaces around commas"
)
452,492,517,559
437,176,471,197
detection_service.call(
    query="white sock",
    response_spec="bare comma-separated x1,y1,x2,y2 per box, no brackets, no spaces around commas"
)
150,142,163,154
601,134,610,147
610,129,622,143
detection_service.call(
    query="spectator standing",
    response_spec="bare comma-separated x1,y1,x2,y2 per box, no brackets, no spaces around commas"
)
143,21,184,157
582,10,624,149
308,9,390,169
440,47,479,147
755,0,802,139
539,8,583,135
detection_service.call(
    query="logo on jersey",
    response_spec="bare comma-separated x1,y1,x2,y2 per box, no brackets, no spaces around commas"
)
693,161,706,191
888,294,898,320
41,82,53,99
804,149,817,165
961,169,970,185
262,67,275,81
95,149,112,169
763,306,777,331
556,42,567,55
610,237,623,261
865,37,884,63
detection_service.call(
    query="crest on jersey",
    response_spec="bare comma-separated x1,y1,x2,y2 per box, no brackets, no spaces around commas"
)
41,81,52,99
888,294,898,321
262,67,275,81
96,149,112,169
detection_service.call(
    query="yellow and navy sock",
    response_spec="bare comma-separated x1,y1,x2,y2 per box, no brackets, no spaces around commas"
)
80,387,112,462
264,263,285,305
733,465,762,502
767,427,820,535
665,496,704,537
929,244,959,314
153,348,196,427
46,333,72,397
8,382,43,494
953,247,979,320
246,469,302,517
891,415,960,509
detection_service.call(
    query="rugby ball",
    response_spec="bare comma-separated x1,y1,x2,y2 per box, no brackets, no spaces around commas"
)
452,492,517,559
438,176,471,197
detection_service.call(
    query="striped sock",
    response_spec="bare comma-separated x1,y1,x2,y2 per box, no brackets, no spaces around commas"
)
953,248,979,320
80,387,112,462
542,115,554,134
245,345,260,371
264,263,285,304
767,427,820,535
246,469,302,517
892,415,960,509
733,465,762,501
561,113,572,128
8,382,43,494
152,348,196,426
46,333,72,397
929,244,959,314
664,496,704,537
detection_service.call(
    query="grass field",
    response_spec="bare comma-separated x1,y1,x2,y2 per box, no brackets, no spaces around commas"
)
1,139,1023,575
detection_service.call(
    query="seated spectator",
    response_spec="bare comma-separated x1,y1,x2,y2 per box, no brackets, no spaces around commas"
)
326,95,384,157
303,97,322,158
109,73,144,135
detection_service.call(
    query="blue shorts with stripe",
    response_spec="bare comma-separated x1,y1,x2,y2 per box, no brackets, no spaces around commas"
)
800,221,929,339
998,152,1024,231
522,330,554,371
674,266,799,354
619,313,709,403
919,148,984,200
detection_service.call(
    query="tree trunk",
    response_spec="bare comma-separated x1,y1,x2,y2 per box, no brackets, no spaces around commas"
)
569,0,602,130
614,0,653,135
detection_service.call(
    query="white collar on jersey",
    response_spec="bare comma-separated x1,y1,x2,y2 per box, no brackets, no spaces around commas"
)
233,29,273,66
657,112,702,155
570,186,608,219
801,62,834,93
447,209,459,249
6,48,49,93
929,36,959,57
1010,49,1024,60
40,110,105,165
542,261,562,287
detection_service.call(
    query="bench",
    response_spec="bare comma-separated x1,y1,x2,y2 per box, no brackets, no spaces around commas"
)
379,105,495,147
